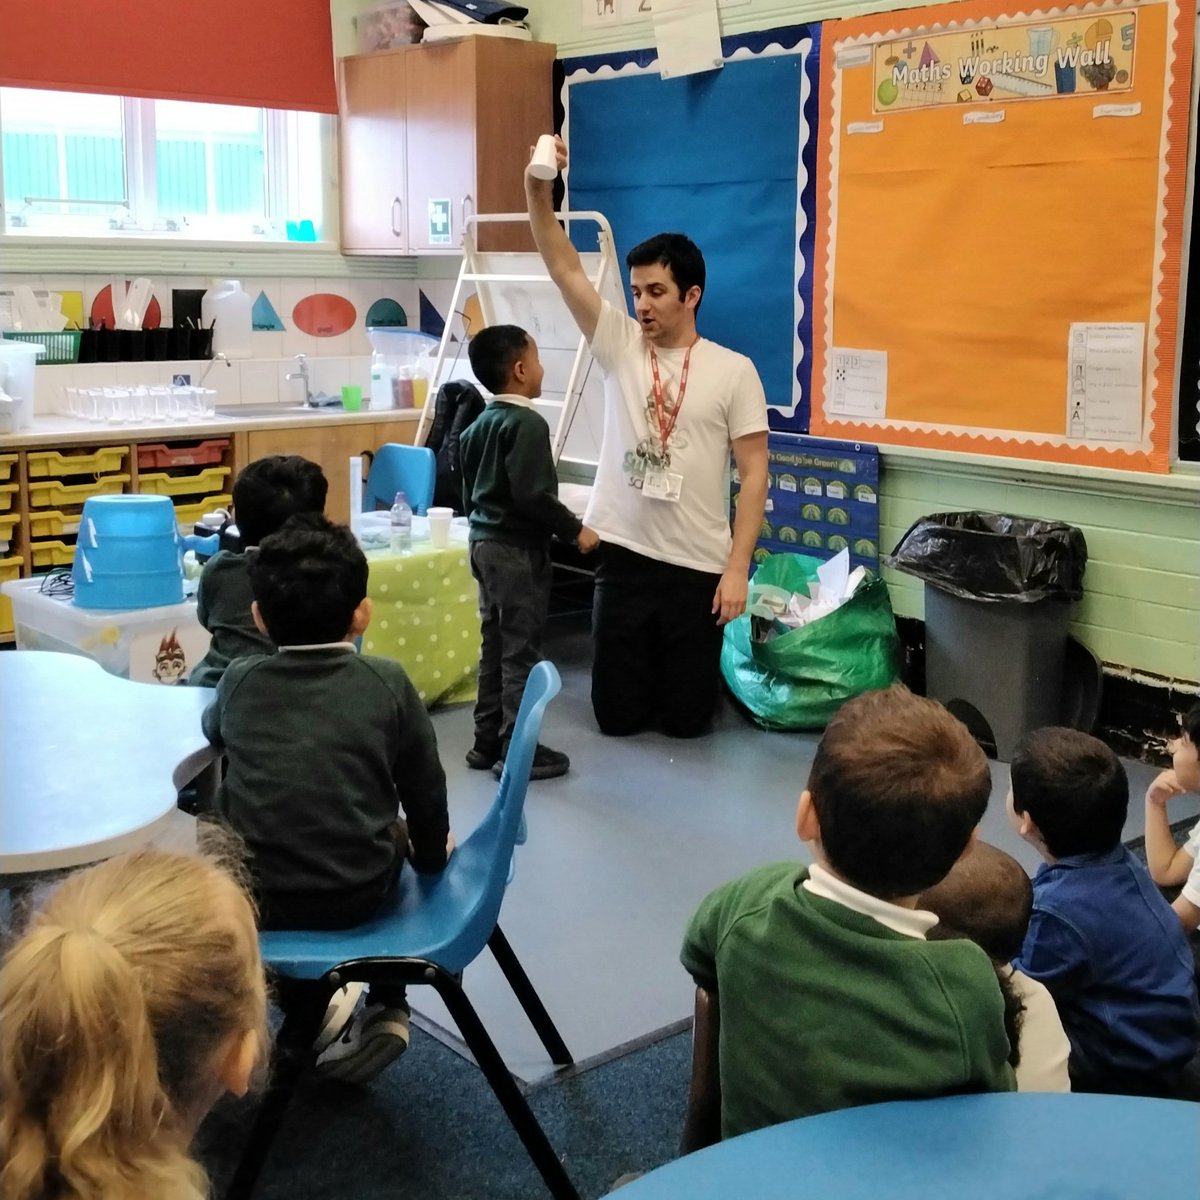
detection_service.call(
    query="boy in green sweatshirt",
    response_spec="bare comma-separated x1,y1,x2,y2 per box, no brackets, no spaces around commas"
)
202,514,451,1083
680,685,1014,1148
460,324,598,779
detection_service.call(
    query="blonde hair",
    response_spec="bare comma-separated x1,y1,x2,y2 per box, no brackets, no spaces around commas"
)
0,847,268,1200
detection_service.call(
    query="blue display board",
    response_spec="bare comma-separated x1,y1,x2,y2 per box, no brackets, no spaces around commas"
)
732,433,881,572
562,24,820,432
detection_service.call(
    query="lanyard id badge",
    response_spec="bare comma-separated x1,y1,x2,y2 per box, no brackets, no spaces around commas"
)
643,468,683,502
643,337,697,504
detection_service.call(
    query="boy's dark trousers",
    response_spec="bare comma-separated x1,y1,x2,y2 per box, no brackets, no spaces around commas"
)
469,539,552,751
259,821,410,1013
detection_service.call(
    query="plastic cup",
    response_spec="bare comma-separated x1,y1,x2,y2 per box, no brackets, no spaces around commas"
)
342,384,363,412
427,506,453,549
528,134,559,181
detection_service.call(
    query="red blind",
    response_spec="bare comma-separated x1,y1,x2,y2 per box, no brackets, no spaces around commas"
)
0,0,337,114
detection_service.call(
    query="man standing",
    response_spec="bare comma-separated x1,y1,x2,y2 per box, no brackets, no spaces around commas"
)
526,136,769,738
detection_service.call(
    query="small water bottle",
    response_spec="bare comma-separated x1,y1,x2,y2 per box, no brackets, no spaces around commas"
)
389,491,412,555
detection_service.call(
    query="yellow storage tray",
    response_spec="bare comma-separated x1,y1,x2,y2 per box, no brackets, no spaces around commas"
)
28,474,130,509
173,493,233,525
0,484,17,513
27,445,128,478
139,466,231,497
0,454,16,482
28,508,83,539
0,555,23,636
29,540,75,570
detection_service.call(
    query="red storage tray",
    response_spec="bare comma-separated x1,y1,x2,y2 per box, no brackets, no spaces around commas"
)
136,439,230,470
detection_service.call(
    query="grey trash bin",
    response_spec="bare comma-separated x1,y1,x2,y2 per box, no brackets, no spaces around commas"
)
885,512,1088,761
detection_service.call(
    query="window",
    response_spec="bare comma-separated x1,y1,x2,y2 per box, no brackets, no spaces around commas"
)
0,88,326,241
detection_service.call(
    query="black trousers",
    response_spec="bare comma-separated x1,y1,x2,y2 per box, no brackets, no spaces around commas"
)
591,543,724,739
260,822,409,1012
470,539,552,750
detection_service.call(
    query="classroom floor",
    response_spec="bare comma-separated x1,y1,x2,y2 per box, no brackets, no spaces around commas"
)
415,614,1200,1086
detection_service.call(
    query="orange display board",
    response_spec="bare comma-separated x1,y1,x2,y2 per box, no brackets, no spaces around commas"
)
812,0,1192,471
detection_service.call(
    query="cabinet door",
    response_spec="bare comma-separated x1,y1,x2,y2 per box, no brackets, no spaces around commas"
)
474,41,555,253
372,418,418,448
405,41,477,254
245,425,387,526
339,53,408,254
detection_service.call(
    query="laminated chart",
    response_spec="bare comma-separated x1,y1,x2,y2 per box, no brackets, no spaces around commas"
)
812,0,1193,471
732,434,881,573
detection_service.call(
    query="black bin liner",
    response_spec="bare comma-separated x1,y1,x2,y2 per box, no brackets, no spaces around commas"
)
884,511,1087,604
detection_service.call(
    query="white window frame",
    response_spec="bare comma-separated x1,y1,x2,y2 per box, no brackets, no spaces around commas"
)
0,89,331,245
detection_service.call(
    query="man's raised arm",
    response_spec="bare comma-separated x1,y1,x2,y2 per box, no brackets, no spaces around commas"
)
525,135,602,342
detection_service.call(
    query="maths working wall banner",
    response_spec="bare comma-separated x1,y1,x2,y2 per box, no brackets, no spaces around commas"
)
812,0,1192,471
562,23,821,432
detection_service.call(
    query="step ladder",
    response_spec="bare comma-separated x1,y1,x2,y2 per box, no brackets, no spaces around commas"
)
416,211,625,468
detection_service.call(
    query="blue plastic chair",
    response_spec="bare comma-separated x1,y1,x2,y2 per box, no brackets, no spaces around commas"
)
363,442,436,514
227,662,577,1200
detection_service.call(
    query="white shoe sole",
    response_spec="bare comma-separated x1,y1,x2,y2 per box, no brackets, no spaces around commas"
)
312,982,366,1055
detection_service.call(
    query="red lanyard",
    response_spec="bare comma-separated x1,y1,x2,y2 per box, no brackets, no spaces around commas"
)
648,337,699,458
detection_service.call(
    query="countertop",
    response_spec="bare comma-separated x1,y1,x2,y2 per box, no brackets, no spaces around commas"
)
4,406,422,450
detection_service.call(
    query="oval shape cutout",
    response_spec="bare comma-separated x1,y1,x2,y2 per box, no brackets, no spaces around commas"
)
293,293,356,338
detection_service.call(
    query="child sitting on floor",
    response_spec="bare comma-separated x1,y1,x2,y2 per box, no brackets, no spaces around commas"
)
0,846,267,1200
679,685,1013,1149
1143,703,1200,934
1009,727,1200,1095
921,840,1071,1092
190,454,328,687
201,514,453,1083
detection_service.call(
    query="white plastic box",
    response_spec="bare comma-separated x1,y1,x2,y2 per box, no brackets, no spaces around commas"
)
1,578,211,684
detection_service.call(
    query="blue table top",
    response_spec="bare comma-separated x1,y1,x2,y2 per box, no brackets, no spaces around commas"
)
1,651,214,876
618,1093,1200,1199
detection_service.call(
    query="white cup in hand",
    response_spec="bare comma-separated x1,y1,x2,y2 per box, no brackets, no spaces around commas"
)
428,506,454,548
528,134,559,181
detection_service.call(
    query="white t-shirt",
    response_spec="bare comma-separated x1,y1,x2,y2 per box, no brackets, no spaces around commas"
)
1005,966,1072,1093
585,300,769,574
1180,819,1200,909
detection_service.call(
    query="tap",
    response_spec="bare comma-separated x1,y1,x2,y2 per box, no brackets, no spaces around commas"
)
197,352,229,386
285,353,312,406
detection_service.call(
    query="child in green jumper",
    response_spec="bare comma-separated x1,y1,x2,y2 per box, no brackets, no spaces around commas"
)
190,454,327,687
202,515,453,1083
680,685,1014,1149
460,324,598,779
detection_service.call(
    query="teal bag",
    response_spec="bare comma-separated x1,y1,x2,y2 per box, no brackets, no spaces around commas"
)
720,553,902,730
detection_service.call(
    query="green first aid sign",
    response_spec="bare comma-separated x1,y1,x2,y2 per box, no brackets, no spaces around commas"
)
428,198,452,246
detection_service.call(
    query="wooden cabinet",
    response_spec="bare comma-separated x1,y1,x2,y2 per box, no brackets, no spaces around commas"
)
241,419,416,525
339,39,556,256
338,50,409,253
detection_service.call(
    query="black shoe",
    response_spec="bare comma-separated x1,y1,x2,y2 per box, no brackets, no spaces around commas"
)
491,743,570,781
466,741,500,770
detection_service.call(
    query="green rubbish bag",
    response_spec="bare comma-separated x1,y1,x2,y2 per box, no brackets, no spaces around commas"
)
720,553,901,731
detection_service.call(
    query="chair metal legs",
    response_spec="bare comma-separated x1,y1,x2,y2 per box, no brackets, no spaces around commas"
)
227,939,578,1200
488,924,573,1066
425,962,580,1200
225,986,327,1200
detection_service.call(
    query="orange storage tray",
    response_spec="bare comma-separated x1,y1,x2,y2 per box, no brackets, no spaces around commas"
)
137,439,230,470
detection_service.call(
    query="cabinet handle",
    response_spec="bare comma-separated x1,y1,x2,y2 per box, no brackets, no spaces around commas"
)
391,197,402,238
460,193,475,237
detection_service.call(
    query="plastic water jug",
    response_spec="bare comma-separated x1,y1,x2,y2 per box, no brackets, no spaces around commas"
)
201,280,253,360
0,338,39,431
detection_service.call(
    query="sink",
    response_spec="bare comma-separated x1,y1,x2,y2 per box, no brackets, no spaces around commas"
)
215,402,343,418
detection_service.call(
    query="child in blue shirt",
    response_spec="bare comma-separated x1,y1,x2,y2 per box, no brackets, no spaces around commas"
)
1009,727,1199,1095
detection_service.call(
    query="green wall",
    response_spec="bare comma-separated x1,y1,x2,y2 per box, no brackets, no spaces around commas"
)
524,0,1200,686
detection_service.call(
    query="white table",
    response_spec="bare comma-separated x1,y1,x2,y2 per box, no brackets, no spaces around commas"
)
0,651,215,882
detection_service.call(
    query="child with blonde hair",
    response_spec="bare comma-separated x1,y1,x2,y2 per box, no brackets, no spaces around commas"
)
0,847,268,1200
